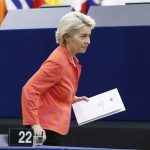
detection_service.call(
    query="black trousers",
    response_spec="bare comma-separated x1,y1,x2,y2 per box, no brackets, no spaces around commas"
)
24,126,67,146
43,130,67,146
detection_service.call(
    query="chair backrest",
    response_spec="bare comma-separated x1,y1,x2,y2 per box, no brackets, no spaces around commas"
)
88,4,150,27
0,7,71,30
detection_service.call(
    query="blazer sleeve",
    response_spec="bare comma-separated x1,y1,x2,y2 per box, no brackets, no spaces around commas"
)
22,59,63,125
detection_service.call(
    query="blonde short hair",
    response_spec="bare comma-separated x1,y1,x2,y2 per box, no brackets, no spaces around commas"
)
55,11,96,45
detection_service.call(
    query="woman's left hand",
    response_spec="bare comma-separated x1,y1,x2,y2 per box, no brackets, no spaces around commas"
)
74,96,89,103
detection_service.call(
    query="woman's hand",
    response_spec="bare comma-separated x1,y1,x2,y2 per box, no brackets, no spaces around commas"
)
31,124,46,143
74,96,89,103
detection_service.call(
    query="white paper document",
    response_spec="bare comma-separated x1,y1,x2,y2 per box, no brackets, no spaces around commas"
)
72,88,126,126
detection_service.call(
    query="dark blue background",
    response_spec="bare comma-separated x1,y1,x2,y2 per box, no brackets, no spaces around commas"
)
0,27,150,121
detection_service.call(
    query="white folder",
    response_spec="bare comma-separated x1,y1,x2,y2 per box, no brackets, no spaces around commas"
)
72,88,126,126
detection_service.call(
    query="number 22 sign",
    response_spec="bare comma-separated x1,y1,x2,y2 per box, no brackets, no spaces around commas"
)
8,128,33,146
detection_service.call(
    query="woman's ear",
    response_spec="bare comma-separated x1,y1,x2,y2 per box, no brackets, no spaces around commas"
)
63,34,70,43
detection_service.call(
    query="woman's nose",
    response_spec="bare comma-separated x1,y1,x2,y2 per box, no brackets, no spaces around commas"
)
85,37,90,44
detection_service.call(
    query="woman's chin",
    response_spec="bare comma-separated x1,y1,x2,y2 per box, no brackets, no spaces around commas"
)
81,49,87,53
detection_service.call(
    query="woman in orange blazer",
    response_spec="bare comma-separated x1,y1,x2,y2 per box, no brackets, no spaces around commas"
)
22,11,95,146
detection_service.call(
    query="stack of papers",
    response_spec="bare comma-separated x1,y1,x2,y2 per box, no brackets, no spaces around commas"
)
72,88,126,126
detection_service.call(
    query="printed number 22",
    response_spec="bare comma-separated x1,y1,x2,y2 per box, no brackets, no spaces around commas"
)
18,131,32,143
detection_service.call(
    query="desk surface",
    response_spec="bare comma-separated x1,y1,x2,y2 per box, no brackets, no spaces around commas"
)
0,135,136,150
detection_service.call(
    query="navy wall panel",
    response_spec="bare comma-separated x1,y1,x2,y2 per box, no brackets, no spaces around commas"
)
0,29,56,117
77,27,150,121
0,27,150,121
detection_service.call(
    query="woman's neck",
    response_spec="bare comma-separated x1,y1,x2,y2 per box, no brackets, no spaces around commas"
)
66,45,76,66
66,45,76,58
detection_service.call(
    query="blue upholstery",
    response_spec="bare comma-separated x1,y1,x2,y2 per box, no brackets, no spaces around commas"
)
0,27,150,121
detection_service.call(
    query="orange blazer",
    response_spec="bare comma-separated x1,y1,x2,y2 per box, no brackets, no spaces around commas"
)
22,45,81,135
